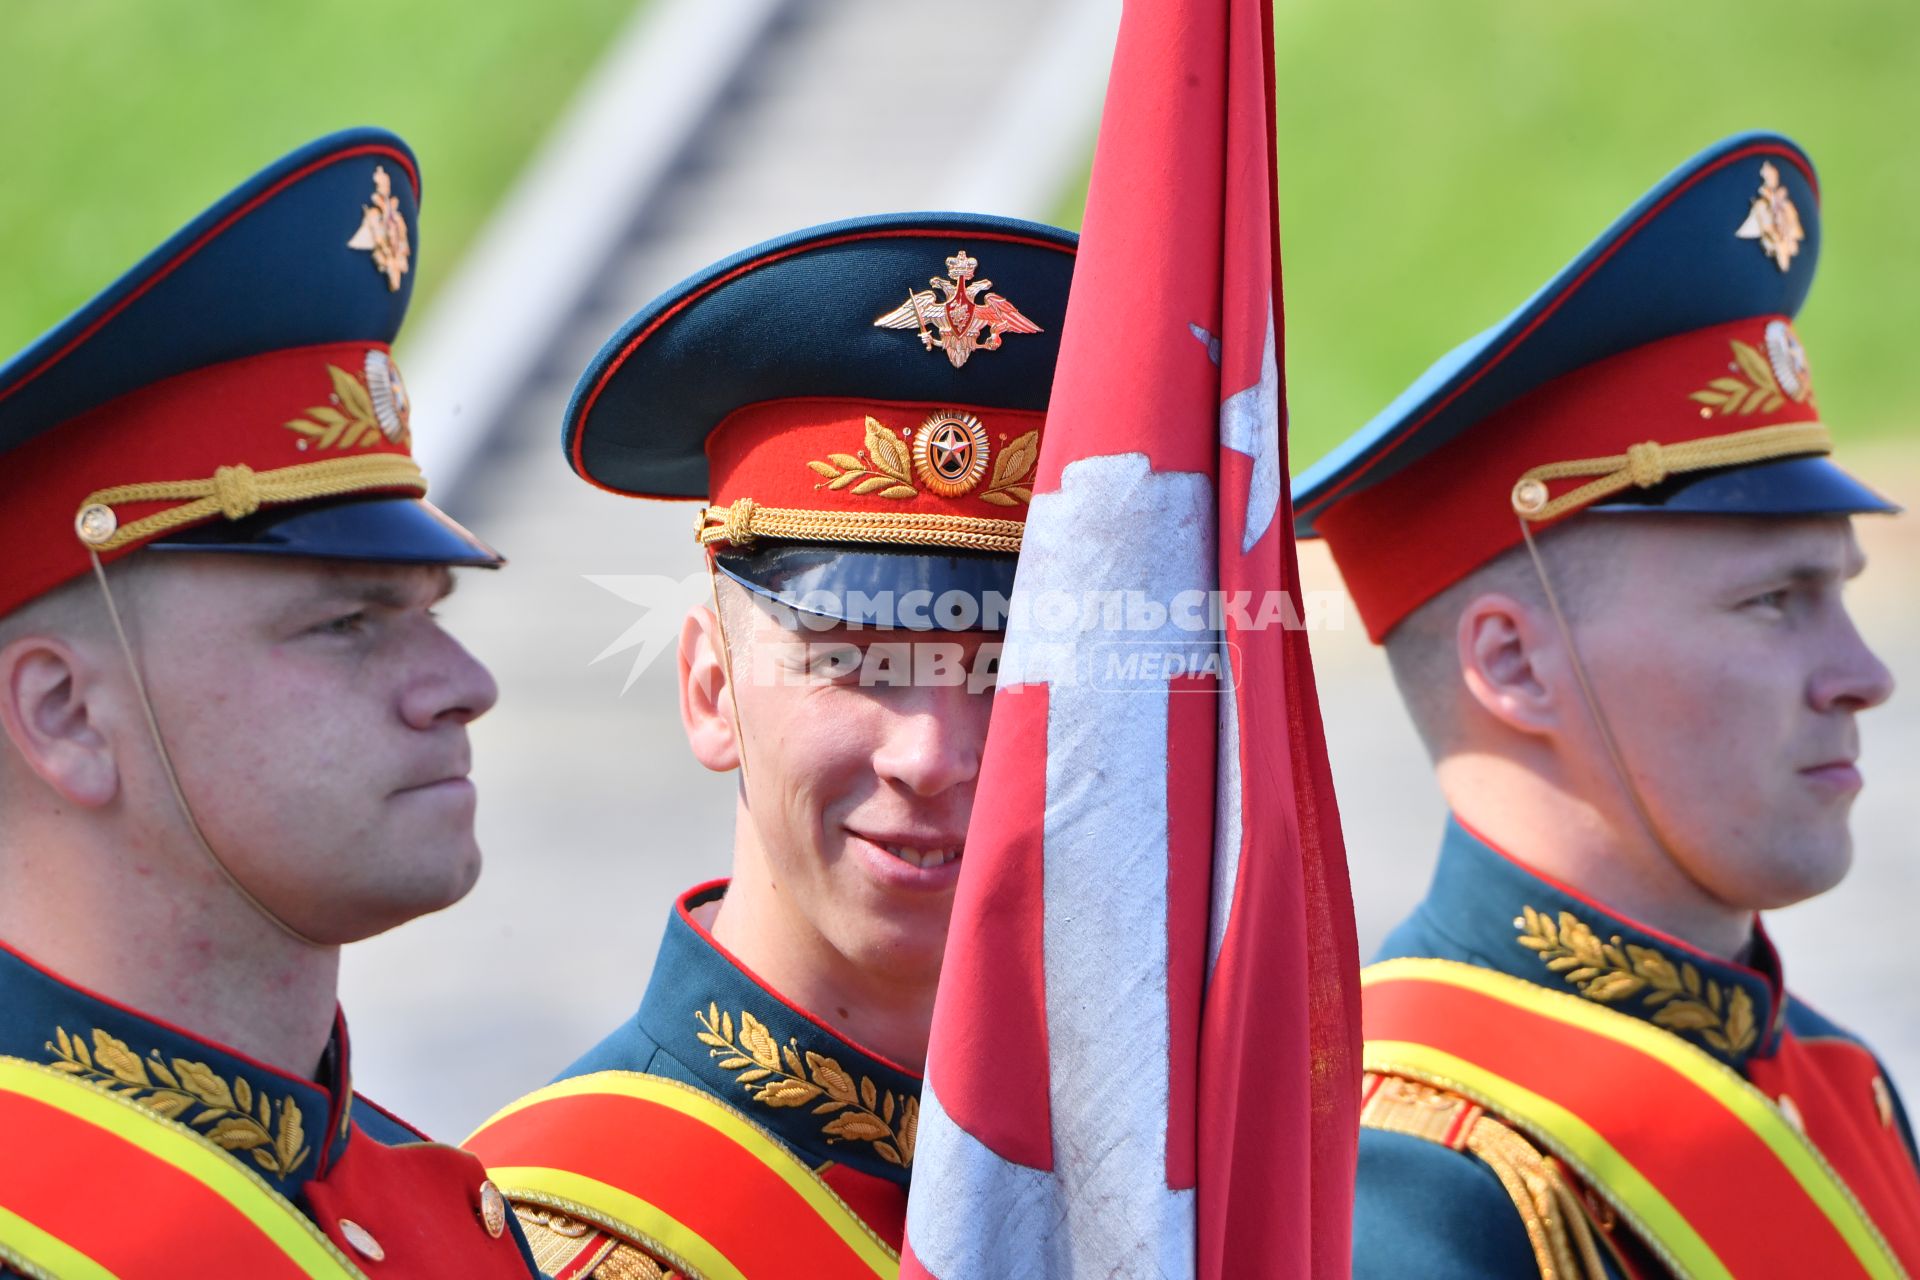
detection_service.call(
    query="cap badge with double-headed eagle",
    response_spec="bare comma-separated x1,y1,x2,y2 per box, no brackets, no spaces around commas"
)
872,249,1042,368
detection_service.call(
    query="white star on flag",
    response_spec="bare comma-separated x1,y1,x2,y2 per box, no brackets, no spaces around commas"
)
1195,300,1282,553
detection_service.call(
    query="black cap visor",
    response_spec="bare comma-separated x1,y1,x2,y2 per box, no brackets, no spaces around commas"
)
1589,454,1900,518
146,495,503,567
714,542,1015,632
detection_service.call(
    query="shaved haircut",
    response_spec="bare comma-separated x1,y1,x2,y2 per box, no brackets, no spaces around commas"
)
710,571,775,666
0,558,151,650
1383,517,1625,758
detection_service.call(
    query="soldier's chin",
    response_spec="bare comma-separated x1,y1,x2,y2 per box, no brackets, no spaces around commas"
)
842,919,950,986
1759,842,1853,908
1702,832,1853,913
291,852,485,943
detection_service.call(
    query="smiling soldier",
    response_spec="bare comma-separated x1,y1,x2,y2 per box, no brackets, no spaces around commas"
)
0,131,541,1278
465,215,1074,1279
1293,134,1920,1277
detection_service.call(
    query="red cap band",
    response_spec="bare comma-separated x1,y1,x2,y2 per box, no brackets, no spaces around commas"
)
1,341,418,618
1319,316,1823,641
705,397,1046,527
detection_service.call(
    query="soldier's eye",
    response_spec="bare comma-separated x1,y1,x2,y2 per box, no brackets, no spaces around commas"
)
320,611,370,636
806,643,863,680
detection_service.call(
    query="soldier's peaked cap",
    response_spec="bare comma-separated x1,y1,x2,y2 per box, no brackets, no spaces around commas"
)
1292,132,1894,643
0,127,499,620
563,212,1077,630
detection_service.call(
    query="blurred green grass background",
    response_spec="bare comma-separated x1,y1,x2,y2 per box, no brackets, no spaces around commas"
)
0,0,636,352
1055,0,1920,467
5,1,1913,473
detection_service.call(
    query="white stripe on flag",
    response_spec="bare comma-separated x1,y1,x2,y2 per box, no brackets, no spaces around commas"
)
1207,300,1278,970
913,454,1209,1274
908,1082,1064,1276
1208,655,1243,976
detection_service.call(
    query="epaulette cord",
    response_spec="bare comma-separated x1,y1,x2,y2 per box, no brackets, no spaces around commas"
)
512,1205,672,1280
1361,1072,1612,1280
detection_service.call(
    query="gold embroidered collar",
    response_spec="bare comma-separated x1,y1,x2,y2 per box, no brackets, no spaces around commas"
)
1403,819,1783,1065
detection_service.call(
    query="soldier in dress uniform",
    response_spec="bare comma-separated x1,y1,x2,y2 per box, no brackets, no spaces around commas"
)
0,130,541,1278
1294,132,1920,1277
464,214,1074,1279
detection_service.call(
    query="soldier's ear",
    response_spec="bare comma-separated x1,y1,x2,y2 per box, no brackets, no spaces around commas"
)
1455,592,1563,738
0,634,122,808
678,604,741,773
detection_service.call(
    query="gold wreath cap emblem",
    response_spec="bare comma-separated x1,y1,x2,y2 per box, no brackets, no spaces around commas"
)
872,250,1043,368
1734,160,1805,274
347,165,411,292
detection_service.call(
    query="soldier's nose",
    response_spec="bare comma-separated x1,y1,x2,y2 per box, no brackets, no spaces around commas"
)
873,702,984,798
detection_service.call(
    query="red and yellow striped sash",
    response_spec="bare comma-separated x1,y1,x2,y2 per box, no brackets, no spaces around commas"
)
0,1055,363,1280
465,1071,898,1280
1363,958,1912,1280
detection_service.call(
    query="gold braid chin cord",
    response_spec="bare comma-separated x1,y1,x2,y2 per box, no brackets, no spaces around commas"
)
88,552,326,948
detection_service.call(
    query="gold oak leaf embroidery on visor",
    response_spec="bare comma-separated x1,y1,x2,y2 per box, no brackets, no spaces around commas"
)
1515,908,1758,1055
45,1026,314,1176
284,364,409,452
806,416,919,499
695,1004,919,1167
978,428,1038,507
1687,338,1801,418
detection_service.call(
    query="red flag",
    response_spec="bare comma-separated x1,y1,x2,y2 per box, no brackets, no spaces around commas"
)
902,0,1361,1274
